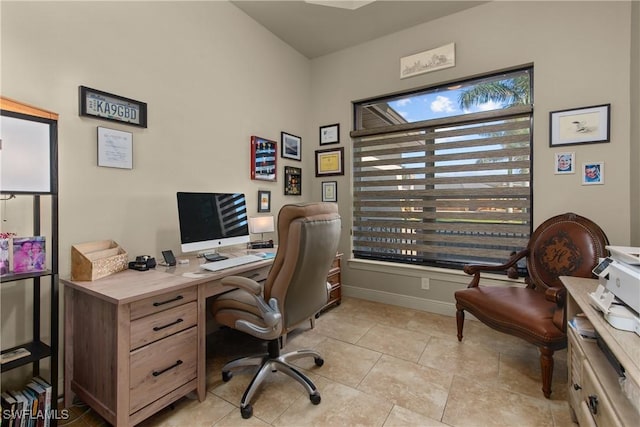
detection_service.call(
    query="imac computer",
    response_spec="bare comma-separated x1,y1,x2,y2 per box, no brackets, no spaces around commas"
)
176,192,250,261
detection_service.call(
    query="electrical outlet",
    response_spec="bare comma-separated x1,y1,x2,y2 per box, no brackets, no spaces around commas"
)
421,277,430,290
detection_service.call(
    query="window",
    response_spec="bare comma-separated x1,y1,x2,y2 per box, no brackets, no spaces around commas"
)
351,67,533,270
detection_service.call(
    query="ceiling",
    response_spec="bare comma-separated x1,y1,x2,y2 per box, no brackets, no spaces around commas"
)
230,1,488,59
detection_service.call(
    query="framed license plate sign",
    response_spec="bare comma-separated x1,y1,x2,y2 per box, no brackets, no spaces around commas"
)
79,86,147,128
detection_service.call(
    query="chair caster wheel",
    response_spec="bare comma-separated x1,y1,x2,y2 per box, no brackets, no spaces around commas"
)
310,393,321,405
222,371,232,382
314,357,324,367
241,404,253,419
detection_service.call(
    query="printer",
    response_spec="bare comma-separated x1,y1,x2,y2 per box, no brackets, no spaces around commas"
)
589,246,640,335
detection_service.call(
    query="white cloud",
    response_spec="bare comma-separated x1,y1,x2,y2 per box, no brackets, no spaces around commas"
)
477,100,502,111
395,98,412,107
398,111,410,119
431,95,455,113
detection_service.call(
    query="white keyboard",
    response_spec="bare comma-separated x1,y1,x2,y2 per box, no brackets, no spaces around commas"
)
201,254,264,272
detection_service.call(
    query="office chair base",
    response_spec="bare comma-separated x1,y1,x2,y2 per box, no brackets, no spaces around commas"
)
222,341,324,419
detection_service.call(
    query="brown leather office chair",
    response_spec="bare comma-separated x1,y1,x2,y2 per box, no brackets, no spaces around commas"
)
454,212,608,398
210,202,341,418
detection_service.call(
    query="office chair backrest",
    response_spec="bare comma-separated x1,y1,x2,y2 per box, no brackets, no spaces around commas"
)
265,202,341,330
525,212,609,291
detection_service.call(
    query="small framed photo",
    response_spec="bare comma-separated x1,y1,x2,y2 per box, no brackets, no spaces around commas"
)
549,104,610,146
258,190,271,212
97,127,133,169
12,236,46,273
554,152,575,174
319,123,340,145
582,162,604,185
315,147,344,177
284,166,301,196
322,181,337,202
281,132,301,161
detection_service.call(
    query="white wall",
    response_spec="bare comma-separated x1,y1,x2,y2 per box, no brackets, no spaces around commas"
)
309,1,636,310
1,0,311,390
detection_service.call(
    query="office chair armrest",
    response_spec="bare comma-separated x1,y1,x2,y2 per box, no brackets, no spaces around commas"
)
221,275,262,295
463,248,529,287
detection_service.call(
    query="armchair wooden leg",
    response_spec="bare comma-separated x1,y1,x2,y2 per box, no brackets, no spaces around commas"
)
540,346,554,398
456,309,465,342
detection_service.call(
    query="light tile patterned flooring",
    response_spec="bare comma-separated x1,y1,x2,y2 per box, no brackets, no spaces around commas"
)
61,297,577,426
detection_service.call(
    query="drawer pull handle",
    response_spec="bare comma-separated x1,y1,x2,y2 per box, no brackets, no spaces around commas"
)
573,383,582,391
153,318,183,331
588,394,598,415
153,295,184,306
152,360,183,377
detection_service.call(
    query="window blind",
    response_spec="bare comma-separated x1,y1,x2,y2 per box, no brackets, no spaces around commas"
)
351,105,533,268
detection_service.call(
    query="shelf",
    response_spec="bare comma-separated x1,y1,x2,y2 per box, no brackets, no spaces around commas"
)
0,270,54,283
0,340,52,372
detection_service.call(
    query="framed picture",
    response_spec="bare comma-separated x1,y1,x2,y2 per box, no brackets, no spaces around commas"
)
582,162,604,185
322,181,337,202
319,123,340,145
251,136,277,181
97,127,133,169
549,104,610,146
284,166,302,196
79,86,147,128
12,236,46,273
281,132,301,161
315,147,344,177
400,42,456,79
258,190,271,212
554,152,575,174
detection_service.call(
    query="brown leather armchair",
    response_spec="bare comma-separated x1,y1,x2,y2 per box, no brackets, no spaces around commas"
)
454,212,609,398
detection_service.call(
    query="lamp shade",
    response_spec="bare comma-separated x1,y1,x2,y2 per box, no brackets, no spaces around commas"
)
248,216,275,234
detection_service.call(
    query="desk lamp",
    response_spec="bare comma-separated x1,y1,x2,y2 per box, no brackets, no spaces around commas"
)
248,216,275,249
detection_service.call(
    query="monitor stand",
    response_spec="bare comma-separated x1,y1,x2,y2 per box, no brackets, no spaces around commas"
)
203,252,228,262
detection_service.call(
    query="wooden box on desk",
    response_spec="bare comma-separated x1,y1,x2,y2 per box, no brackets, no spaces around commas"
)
71,240,128,281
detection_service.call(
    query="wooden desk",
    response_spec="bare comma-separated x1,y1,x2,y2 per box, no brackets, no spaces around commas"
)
62,252,272,427
562,276,640,426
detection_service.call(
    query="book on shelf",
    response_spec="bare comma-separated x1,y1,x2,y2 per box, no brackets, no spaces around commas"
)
24,381,46,427
10,390,28,427
1,391,17,427
21,387,37,427
569,314,598,340
0,347,31,365
30,378,51,427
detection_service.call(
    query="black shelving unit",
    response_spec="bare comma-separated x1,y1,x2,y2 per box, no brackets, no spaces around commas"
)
1,99,59,426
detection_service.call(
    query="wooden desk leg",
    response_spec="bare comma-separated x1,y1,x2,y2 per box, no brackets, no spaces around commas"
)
197,285,206,401
115,304,131,427
63,287,75,408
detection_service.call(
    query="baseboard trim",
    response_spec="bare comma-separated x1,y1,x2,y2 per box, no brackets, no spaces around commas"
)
342,285,457,317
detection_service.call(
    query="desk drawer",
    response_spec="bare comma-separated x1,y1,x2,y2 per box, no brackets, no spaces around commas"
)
582,363,623,427
129,327,197,413
130,287,197,320
130,301,197,350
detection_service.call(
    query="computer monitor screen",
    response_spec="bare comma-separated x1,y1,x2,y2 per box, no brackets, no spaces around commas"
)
176,192,250,254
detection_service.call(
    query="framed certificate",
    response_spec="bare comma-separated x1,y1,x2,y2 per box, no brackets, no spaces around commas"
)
315,147,344,177
97,127,133,169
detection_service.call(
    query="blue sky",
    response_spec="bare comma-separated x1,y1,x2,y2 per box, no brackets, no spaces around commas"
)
389,89,503,123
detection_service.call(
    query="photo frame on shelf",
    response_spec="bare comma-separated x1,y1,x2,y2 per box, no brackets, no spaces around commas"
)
315,147,344,177
549,104,610,147
97,127,133,169
319,123,340,145
12,236,46,273
582,162,604,185
284,166,302,196
281,132,301,161
258,190,271,213
322,181,337,202
554,152,575,174
79,86,147,128
251,136,277,181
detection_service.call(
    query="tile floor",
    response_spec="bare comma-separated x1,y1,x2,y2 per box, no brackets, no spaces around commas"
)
60,297,577,427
